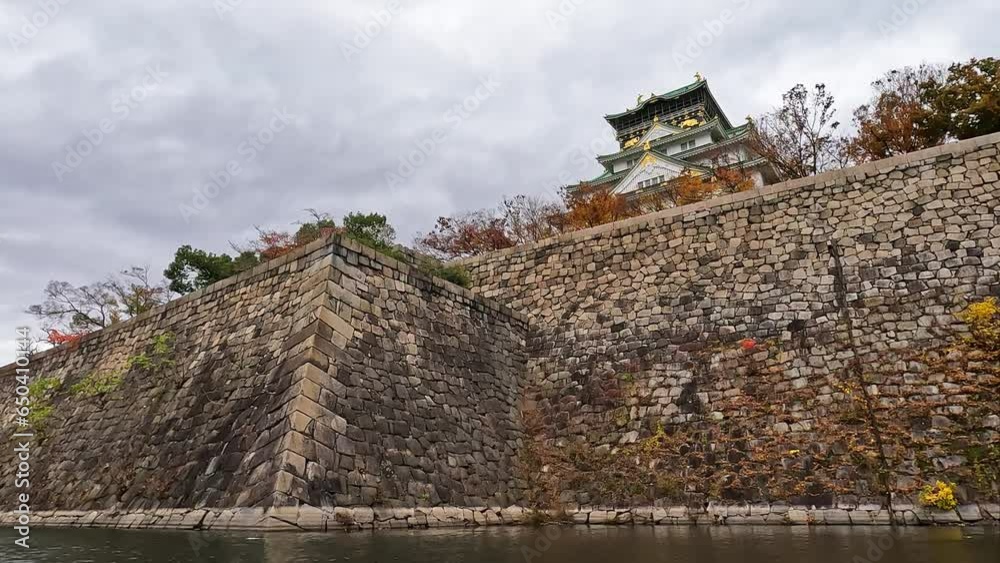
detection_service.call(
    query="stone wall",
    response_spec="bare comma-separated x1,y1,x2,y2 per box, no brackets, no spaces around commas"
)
458,133,1000,507
4,135,1000,530
268,238,528,509
0,236,527,513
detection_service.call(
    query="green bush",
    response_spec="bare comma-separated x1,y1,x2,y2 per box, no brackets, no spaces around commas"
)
26,376,61,431
27,404,54,431
128,353,153,371
432,264,471,288
342,212,396,250
127,332,176,372
27,375,61,398
69,370,124,397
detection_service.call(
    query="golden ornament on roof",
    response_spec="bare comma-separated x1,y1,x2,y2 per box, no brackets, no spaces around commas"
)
640,154,656,168
643,141,651,151
680,118,701,128
694,72,703,81
623,138,639,149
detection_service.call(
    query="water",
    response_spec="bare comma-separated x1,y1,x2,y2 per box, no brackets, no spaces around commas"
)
0,526,996,562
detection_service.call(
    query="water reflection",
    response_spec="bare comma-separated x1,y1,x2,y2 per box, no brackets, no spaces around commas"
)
0,524,995,563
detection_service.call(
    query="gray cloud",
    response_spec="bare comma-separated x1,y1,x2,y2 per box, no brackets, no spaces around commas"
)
1,0,998,361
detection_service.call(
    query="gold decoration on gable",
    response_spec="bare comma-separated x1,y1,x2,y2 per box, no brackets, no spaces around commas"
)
639,154,656,168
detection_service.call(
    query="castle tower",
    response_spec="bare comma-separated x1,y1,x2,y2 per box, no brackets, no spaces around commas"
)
574,76,779,197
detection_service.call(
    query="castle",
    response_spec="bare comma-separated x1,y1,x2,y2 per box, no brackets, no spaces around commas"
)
576,75,779,196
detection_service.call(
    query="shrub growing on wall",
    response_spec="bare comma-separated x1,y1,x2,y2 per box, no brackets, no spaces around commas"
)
919,480,959,511
958,297,1000,351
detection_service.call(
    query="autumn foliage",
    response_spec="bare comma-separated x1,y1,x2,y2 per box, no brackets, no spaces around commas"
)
712,165,757,195
416,165,755,258
252,230,300,260
753,58,999,175
245,211,341,260
846,65,947,161
561,186,633,229
47,329,87,347
418,212,514,258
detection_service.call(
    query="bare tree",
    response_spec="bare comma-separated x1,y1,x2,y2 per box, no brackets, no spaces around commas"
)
501,195,564,245
106,266,171,318
28,281,117,332
28,266,169,336
750,83,849,180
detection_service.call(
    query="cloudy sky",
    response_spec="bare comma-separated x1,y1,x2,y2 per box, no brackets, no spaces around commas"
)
1,0,997,363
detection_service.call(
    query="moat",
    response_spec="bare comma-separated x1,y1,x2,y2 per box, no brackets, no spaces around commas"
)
0,526,997,563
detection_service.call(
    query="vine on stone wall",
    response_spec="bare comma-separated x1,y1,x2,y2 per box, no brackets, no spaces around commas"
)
517,294,1000,509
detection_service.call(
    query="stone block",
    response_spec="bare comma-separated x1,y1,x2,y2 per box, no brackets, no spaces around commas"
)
956,505,982,522
227,508,266,530
980,504,1000,521
823,509,851,525
929,509,962,525
786,509,810,525
588,510,614,525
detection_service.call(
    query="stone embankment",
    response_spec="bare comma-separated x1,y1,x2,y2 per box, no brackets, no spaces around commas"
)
6,503,997,530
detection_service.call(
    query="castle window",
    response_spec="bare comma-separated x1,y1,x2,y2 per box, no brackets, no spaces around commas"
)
637,175,665,190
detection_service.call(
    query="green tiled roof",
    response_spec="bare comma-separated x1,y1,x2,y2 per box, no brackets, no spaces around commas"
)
596,119,745,164
586,149,711,185
670,125,752,160
587,169,628,184
604,80,707,120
